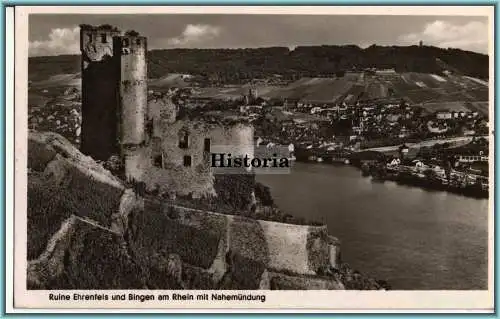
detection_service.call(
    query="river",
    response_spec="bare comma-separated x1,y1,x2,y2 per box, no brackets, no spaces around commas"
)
256,162,489,290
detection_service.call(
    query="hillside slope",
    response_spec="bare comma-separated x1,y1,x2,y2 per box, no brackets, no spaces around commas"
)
29,45,488,83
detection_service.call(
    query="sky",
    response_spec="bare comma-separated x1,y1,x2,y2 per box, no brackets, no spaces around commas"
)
28,14,490,57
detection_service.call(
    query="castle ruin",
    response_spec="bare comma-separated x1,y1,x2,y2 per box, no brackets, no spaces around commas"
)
79,24,254,197
80,24,147,162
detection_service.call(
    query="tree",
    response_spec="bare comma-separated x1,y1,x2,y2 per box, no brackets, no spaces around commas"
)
125,30,140,37
423,169,439,182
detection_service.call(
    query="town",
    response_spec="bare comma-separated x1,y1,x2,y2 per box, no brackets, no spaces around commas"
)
28,63,489,198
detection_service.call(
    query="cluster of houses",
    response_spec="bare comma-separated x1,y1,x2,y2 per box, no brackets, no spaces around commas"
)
386,156,488,190
282,96,488,152
435,109,480,120
430,108,487,137
383,141,489,191
284,98,420,139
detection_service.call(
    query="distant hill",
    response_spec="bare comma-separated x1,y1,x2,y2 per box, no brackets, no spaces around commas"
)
28,45,488,84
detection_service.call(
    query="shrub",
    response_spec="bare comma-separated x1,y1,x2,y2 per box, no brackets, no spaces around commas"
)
219,253,266,290
216,217,269,289
181,264,216,289
47,228,147,289
62,165,123,226
335,262,388,290
144,265,184,289
129,204,223,269
254,182,274,206
213,172,256,210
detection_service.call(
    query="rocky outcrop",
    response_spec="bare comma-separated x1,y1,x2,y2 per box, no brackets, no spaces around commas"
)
111,188,144,235
30,131,124,190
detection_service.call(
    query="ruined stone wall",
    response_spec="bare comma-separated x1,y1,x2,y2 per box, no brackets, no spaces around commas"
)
158,120,254,168
156,205,340,281
79,26,121,161
258,220,333,275
148,95,177,130
148,95,177,141
142,120,254,197
123,145,152,182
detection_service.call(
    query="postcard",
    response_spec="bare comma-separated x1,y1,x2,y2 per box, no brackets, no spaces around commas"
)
7,5,495,313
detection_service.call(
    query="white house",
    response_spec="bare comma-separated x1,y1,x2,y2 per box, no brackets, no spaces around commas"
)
436,111,452,120
387,158,401,166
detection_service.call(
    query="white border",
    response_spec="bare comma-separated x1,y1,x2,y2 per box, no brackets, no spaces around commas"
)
6,6,15,314
13,5,494,15
8,5,495,313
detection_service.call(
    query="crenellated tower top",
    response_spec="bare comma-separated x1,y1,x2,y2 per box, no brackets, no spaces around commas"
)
113,30,147,56
79,24,121,68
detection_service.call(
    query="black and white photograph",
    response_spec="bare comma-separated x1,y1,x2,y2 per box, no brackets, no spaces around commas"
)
11,5,494,311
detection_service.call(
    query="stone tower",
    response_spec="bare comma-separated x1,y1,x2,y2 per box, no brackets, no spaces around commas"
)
79,24,121,161
80,25,149,181
115,32,148,149
115,32,149,182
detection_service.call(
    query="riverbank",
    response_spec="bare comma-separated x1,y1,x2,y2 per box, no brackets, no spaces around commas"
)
360,164,488,199
293,151,488,199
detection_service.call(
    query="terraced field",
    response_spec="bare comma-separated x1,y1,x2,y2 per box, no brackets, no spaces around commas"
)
29,69,489,117
467,101,490,116
30,73,81,89
421,101,471,113
148,73,190,88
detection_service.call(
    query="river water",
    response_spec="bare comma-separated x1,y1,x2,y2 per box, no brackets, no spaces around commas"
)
256,162,489,290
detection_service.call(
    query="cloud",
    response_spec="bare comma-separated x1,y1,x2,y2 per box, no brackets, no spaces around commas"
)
166,24,221,47
29,26,80,57
398,20,489,54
